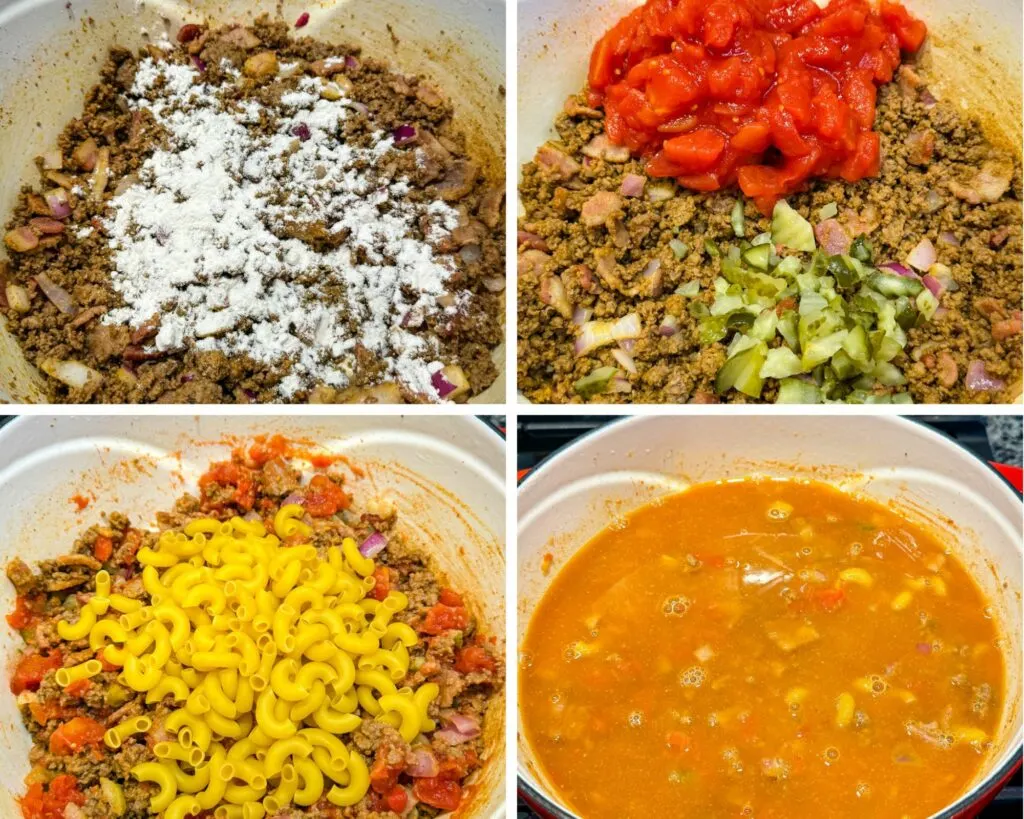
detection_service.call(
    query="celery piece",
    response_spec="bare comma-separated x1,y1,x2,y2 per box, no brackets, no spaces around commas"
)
760,347,804,379
818,202,839,220
849,235,873,263
742,243,772,271
915,288,939,321
573,366,618,398
771,200,816,252
776,378,822,403
704,239,721,258
869,271,924,298
676,280,700,297
731,199,746,238
716,343,766,398
842,324,871,365
669,239,689,259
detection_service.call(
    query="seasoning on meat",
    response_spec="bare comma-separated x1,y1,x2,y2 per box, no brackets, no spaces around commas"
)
1,17,504,404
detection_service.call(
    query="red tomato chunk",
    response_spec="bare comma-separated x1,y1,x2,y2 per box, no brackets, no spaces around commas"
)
588,0,926,212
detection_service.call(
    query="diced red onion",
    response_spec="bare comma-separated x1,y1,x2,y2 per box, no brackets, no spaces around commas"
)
45,189,71,219
41,150,63,170
442,712,481,738
612,348,637,375
916,642,932,655
921,275,943,298
618,338,636,354
933,306,948,319
282,492,304,507
30,217,65,235
34,273,76,313
919,88,937,108
937,231,959,247
295,11,310,27
291,123,311,142
880,262,917,279
459,244,482,263
431,369,457,398
244,510,261,522
191,55,207,72
620,173,645,198
610,313,641,340
407,748,439,777
609,375,632,394
922,189,944,214
572,306,592,326
359,532,388,558
345,55,360,70
965,361,1005,392
659,315,680,337
393,125,417,146
906,237,936,271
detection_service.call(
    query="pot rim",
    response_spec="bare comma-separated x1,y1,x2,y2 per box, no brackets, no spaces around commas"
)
516,414,1024,819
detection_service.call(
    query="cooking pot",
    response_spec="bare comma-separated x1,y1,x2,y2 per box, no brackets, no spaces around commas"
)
0,0,506,403
517,414,1023,818
516,0,1023,403
0,414,506,817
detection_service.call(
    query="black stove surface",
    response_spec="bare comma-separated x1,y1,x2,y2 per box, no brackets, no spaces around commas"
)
517,415,1022,818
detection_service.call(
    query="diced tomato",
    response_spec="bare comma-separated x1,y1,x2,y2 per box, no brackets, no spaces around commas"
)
198,461,256,511
438,588,464,607
731,122,771,153
880,1,926,51
413,777,463,812
19,774,85,819
65,679,91,698
6,595,39,630
436,749,479,780
11,652,62,695
385,786,409,813
93,535,113,562
302,474,350,518
49,716,106,756
662,128,727,174
666,730,691,751
810,587,846,612
420,603,469,635
455,645,497,675
370,566,391,602
28,700,64,726
369,753,404,794
586,0,925,210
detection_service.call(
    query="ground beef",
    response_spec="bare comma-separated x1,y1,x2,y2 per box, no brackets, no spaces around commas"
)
518,62,1022,404
2,17,504,404
6,439,503,819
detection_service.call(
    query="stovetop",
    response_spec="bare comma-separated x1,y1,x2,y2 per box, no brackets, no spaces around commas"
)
516,415,1022,818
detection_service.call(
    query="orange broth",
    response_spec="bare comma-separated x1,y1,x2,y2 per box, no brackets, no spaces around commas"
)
520,479,1004,818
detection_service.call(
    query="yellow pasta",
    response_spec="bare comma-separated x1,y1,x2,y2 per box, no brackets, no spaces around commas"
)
55,659,103,688
53,510,467,819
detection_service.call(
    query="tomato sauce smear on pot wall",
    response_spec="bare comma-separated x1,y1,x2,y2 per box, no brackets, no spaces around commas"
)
588,0,927,213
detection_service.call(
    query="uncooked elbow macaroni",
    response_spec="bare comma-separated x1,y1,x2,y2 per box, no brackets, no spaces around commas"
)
57,518,440,816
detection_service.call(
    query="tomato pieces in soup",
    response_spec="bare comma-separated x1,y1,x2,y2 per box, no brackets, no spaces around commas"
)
520,480,1004,819
588,0,926,212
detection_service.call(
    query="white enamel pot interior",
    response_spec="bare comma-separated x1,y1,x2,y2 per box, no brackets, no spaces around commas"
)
516,0,1024,403
0,414,506,818
0,0,506,403
517,415,1023,819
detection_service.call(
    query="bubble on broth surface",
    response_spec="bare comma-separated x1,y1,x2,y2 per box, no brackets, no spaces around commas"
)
663,595,692,616
679,666,706,688
627,710,644,727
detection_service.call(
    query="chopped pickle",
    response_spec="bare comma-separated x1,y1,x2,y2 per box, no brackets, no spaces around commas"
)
574,366,619,398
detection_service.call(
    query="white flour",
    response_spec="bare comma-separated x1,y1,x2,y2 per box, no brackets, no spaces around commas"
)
102,58,463,400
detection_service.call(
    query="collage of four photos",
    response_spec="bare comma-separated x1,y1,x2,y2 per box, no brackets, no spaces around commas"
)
0,1,1021,818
